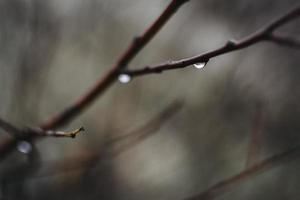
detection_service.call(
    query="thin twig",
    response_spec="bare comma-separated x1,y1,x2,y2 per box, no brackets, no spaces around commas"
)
122,6,300,77
0,118,21,137
40,0,189,130
0,117,84,139
29,127,85,138
184,145,300,200
245,104,264,168
4,101,183,181
0,2,298,163
106,100,183,156
0,0,188,160
267,33,300,49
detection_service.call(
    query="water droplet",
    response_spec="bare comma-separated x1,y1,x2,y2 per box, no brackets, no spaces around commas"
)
193,62,206,69
17,141,32,154
118,74,131,83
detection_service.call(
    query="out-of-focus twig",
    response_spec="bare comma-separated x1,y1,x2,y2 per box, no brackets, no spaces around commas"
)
40,0,189,130
246,104,265,168
106,100,183,156
123,5,300,77
5,101,183,181
267,33,300,49
0,0,189,160
0,118,21,137
184,145,300,200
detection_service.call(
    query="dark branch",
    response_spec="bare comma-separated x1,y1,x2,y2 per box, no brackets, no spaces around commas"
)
106,100,183,156
184,146,300,200
40,0,189,130
264,5,300,32
245,104,264,168
267,33,300,49
5,101,183,181
0,0,189,161
0,118,21,137
122,5,300,77
28,126,85,138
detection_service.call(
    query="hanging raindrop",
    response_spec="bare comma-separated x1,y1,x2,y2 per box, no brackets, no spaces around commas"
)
17,141,32,154
193,62,207,69
118,74,131,83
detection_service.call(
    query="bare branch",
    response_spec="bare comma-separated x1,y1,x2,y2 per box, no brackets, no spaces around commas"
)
123,5,300,77
40,0,189,130
245,104,265,168
106,100,183,156
29,127,85,138
184,146,300,200
267,33,300,49
0,2,298,169
0,118,21,137
0,0,188,160
263,5,300,33
5,101,183,181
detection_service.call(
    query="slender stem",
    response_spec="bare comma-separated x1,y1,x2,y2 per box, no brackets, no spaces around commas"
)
0,0,189,160
123,5,300,77
267,33,300,49
29,126,85,138
184,146,300,200
264,5,300,32
4,101,183,181
0,118,21,137
106,100,183,157
245,104,264,168
41,0,189,130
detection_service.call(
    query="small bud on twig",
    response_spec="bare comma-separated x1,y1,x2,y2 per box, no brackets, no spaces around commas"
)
30,126,85,138
51,126,85,138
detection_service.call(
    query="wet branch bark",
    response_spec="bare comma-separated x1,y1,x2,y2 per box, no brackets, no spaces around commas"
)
0,0,189,160
123,5,300,77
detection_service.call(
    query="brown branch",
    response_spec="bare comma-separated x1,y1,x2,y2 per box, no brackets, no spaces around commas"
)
184,145,300,200
5,101,183,181
267,33,300,49
123,5,300,77
0,118,21,137
245,104,265,168
106,100,183,157
0,117,84,139
0,0,188,160
0,123,84,163
28,127,85,138
40,0,189,130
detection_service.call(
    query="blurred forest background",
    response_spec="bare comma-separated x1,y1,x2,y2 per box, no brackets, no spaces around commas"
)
0,0,299,199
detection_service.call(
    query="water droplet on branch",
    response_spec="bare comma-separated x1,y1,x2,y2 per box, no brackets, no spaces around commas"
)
118,74,131,83
17,141,32,154
193,62,207,69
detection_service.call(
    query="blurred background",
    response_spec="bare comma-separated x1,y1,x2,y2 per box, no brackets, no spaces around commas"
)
0,0,299,199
